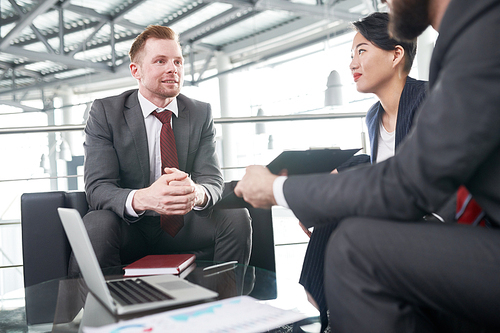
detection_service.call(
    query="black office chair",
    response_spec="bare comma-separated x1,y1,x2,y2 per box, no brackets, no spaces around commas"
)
20,188,275,325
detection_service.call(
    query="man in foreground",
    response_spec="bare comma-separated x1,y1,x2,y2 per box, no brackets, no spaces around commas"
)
235,0,500,331
72,25,251,275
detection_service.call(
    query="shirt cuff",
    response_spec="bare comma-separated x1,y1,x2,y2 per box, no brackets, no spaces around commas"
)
273,176,289,209
125,190,141,219
193,185,211,211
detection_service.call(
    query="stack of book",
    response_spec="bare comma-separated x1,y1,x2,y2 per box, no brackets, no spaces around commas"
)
123,254,195,277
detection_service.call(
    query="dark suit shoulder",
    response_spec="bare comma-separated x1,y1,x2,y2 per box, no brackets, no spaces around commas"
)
430,0,500,85
177,93,213,125
89,89,139,123
404,77,427,93
400,77,427,115
94,89,137,103
365,101,380,131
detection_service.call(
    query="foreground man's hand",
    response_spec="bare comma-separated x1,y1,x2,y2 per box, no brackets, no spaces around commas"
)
133,168,198,215
234,165,278,209
165,168,207,207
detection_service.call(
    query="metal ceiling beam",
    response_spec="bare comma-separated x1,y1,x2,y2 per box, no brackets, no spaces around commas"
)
188,45,195,83
221,16,325,55
209,0,255,7
110,22,116,68
12,21,103,48
7,0,56,54
66,1,148,33
0,70,9,81
0,55,134,97
195,50,215,82
5,46,111,71
11,65,42,79
253,0,362,21
64,3,145,59
90,1,210,33
11,20,136,60
0,70,128,96
189,9,261,45
65,4,111,21
206,0,362,21
0,0,60,50
179,7,244,43
0,61,14,70
58,5,64,54
194,43,219,52
112,0,147,20
0,63,40,83
68,20,108,57
113,19,146,32
114,58,131,73
0,13,19,26
110,2,214,44
159,2,211,26
29,23,57,54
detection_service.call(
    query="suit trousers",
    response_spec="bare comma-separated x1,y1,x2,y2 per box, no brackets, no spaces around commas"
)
68,208,252,276
325,217,500,333
300,196,458,332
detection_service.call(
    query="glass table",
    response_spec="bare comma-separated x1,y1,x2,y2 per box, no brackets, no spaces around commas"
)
1,261,319,332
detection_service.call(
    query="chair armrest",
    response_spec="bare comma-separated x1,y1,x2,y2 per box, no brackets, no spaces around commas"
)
21,191,73,325
21,192,72,286
65,191,88,216
248,207,276,273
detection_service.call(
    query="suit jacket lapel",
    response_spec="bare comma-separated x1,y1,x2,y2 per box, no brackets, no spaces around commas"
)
124,91,150,187
173,97,189,171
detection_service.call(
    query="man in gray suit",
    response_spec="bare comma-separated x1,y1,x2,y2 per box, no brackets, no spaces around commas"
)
71,25,251,274
235,0,500,331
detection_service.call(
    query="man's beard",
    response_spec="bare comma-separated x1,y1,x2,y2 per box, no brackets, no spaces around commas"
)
388,0,431,41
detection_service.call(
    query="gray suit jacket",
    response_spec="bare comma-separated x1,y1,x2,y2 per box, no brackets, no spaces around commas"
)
83,89,223,222
284,0,500,228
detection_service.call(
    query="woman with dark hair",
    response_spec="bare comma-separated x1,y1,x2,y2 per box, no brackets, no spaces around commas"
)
351,12,426,163
299,12,427,332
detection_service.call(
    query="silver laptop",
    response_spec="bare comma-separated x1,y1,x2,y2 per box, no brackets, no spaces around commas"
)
57,207,218,316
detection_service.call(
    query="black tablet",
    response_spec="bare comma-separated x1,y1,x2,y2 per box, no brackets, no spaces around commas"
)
266,148,361,175
214,148,361,209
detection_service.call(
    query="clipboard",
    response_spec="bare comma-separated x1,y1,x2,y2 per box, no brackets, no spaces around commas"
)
214,148,360,209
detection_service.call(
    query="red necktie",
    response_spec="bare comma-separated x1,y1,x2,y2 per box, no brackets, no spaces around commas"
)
152,110,184,237
455,185,486,227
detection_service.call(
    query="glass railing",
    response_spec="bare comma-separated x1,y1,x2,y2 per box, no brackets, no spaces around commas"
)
0,111,368,307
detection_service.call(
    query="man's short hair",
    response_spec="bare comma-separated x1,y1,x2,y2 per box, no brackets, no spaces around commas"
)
129,25,180,63
352,12,417,73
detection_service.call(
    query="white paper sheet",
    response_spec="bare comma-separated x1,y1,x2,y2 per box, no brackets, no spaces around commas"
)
83,295,307,333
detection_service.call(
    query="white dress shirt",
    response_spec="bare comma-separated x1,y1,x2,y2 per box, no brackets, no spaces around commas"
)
376,122,395,163
273,176,290,209
125,92,209,218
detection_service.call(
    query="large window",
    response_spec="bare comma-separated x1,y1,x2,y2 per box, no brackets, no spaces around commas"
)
0,28,427,307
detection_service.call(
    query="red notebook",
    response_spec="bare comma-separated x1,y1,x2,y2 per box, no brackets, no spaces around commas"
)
123,254,195,276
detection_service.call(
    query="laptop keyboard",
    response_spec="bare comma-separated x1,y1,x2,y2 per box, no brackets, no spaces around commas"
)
107,279,174,306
